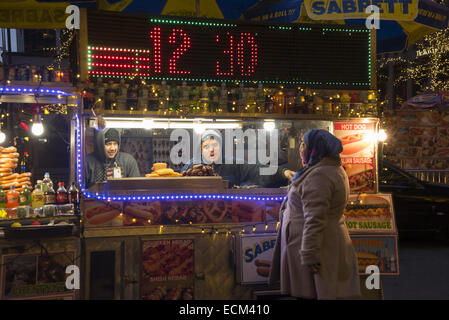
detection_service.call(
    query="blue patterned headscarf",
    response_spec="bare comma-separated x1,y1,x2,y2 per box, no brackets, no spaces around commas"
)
292,129,343,182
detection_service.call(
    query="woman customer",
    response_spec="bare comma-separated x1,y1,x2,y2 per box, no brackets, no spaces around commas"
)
269,129,360,300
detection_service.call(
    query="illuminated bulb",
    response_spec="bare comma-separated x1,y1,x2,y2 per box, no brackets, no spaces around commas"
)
263,120,275,131
378,129,387,142
0,131,5,143
31,114,44,136
194,121,205,134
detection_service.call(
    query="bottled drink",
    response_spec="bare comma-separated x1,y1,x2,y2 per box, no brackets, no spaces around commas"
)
44,182,56,205
127,81,138,111
36,180,43,192
94,78,105,111
56,182,68,204
31,184,45,209
0,186,6,208
104,80,117,110
138,83,149,111
117,79,128,110
68,182,79,206
6,185,19,209
19,185,32,206
42,172,53,193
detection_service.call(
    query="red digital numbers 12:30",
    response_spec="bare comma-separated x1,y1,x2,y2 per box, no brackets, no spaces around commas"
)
149,27,258,77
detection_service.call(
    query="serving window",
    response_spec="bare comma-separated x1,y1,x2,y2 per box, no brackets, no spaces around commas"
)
82,117,333,189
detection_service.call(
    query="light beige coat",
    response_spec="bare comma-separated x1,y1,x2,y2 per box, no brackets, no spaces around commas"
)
269,157,360,299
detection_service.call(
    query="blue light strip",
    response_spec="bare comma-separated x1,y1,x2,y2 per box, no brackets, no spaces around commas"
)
83,192,286,202
75,114,84,193
0,87,73,96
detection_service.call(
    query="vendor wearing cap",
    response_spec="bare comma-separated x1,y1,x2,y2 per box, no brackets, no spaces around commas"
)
182,130,295,187
85,128,140,188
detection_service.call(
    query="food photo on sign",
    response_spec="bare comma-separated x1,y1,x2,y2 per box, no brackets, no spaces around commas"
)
83,198,270,227
344,193,396,233
235,233,277,284
141,239,194,300
333,122,377,193
351,235,399,275
1,252,75,300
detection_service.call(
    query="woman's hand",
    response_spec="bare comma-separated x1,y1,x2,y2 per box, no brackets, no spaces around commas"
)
283,169,296,180
309,263,321,274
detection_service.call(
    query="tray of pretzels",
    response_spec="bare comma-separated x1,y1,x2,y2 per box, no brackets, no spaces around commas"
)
0,146,31,191
103,162,226,192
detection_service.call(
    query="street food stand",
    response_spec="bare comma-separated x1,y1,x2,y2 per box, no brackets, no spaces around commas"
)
76,10,398,300
0,81,81,300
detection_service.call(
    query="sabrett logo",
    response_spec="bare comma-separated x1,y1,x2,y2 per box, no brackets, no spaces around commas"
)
310,0,413,15
244,238,276,263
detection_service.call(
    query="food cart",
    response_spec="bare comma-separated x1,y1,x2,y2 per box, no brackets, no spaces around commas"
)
76,10,398,300
0,80,81,300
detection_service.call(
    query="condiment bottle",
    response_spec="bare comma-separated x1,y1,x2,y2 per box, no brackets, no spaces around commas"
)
0,186,6,208
56,182,68,204
6,185,19,209
19,185,32,206
31,184,45,209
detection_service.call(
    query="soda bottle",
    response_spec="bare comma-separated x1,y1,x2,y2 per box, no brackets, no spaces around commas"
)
56,182,68,204
68,182,79,205
0,186,6,208
31,184,45,209
6,185,19,209
19,185,32,206
44,182,56,205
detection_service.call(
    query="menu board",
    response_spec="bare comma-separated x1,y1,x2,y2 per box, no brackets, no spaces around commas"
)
141,239,194,300
351,235,399,275
236,233,277,284
1,252,76,300
388,110,449,170
333,121,377,193
344,193,396,234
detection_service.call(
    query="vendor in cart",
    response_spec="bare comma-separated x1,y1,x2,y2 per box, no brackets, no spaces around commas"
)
182,130,295,187
85,128,140,188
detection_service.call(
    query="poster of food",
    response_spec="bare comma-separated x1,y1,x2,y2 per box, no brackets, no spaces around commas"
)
351,235,399,275
1,252,76,300
333,121,377,193
344,193,396,234
236,234,277,284
141,239,194,300
83,198,271,227
389,110,449,170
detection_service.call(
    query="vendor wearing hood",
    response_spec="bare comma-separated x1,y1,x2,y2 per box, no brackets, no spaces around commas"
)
182,130,295,187
85,128,140,188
